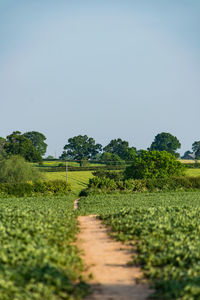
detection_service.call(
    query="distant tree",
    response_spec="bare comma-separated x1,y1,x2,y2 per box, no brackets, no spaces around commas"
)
124,150,184,179
103,138,130,159
45,155,55,160
59,151,69,161
192,141,200,159
181,151,194,160
149,132,181,157
4,131,42,162
101,152,125,165
124,147,137,163
0,155,42,183
62,135,102,161
23,131,47,156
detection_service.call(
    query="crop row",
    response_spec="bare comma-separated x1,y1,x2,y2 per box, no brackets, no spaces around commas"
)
79,192,200,299
0,196,88,300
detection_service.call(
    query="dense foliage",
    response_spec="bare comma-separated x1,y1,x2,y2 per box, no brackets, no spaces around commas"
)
149,132,181,157
0,196,88,299
4,131,42,162
103,138,137,161
79,192,200,299
0,180,71,197
0,155,42,183
23,131,47,156
61,135,102,161
124,150,184,179
80,175,200,196
101,152,125,165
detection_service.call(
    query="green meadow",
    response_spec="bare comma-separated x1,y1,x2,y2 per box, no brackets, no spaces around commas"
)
43,171,93,194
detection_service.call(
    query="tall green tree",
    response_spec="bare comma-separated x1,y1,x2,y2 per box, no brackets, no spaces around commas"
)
4,131,42,162
149,132,181,157
192,141,200,159
103,138,129,159
62,135,102,161
123,147,137,162
23,131,47,156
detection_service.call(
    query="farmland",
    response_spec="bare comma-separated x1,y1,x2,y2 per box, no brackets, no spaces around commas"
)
0,195,88,300
185,168,200,177
43,171,93,194
2,159,200,299
79,192,200,299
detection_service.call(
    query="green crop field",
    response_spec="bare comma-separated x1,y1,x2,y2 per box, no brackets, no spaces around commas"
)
79,191,200,299
0,195,88,300
43,171,93,194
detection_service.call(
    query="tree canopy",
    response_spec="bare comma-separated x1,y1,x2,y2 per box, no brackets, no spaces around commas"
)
192,141,200,159
149,132,181,157
103,138,136,160
4,131,42,162
23,131,47,156
62,135,102,160
124,150,184,179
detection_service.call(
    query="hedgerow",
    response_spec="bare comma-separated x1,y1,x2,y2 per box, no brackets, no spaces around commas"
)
80,176,200,196
0,180,71,197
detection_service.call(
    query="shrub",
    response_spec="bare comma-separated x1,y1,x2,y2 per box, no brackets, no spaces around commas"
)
88,177,117,190
92,170,124,181
124,150,185,180
123,179,147,192
0,155,42,183
80,176,200,196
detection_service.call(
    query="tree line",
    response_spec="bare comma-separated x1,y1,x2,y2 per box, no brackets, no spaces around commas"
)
0,131,200,163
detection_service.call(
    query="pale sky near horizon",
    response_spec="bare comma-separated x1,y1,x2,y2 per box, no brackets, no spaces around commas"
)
0,0,199,157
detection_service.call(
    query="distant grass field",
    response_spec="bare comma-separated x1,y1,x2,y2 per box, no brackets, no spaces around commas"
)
39,161,80,167
180,159,200,164
44,171,93,194
185,168,200,177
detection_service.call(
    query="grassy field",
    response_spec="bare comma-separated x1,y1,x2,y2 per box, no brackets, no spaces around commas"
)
79,191,200,299
180,159,200,164
44,171,93,194
0,195,88,299
37,161,105,168
185,168,200,177
41,167,200,194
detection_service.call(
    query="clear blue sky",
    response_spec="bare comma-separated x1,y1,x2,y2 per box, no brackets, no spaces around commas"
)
0,0,199,156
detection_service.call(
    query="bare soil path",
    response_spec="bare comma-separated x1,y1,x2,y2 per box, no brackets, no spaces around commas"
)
77,215,152,300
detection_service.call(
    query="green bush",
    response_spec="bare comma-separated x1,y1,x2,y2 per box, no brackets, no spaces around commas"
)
124,150,185,179
80,176,200,196
88,177,117,190
0,180,71,197
0,155,42,183
92,170,124,180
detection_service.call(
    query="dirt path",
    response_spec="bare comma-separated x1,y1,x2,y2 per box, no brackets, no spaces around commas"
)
77,215,152,300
